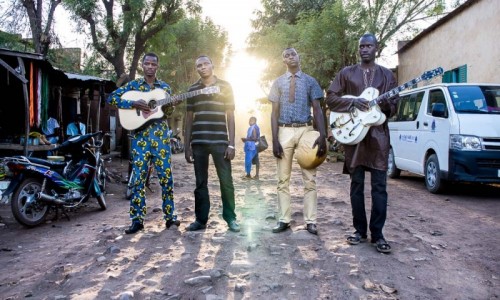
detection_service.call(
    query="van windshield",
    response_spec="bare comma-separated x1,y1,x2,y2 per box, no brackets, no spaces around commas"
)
448,85,500,114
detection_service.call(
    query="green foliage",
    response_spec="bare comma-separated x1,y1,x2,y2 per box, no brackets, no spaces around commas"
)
0,31,29,52
250,0,450,88
63,0,202,79
147,16,228,92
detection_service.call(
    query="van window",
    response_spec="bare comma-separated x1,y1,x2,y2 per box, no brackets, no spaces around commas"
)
427,89,448,118
392,92,424,121
449,85,500,113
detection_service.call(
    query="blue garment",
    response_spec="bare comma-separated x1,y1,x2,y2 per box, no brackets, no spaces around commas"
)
244,124,260,174
244,124,260,151
66,122,86,136
108,77,177,224
42,117,60,143
268,70,323,124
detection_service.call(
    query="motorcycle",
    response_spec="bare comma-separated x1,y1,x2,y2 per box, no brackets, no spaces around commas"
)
0,132,107,227
170,129,184,154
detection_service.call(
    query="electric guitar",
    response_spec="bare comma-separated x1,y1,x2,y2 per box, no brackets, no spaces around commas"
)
330,67,443,145
118,86,220,130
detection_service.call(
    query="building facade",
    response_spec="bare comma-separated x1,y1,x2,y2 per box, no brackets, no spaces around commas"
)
398,0,499,85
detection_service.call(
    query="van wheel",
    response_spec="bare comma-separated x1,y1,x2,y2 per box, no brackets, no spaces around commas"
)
387,148,400,178
425,154,445,194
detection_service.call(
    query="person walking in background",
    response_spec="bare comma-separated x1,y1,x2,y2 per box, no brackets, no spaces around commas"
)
241,116,260,180
268,47,327,235
66,114,86,137
326,33,398,253
107,52,180,234
184,55,240,233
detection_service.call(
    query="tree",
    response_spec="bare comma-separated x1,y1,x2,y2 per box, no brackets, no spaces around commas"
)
251,0,335,31
249,0,455,88
148,16,228,91
0,0,61,56
63,0,201,80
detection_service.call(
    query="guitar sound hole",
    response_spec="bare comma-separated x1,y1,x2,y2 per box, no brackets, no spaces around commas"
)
148,101,157,109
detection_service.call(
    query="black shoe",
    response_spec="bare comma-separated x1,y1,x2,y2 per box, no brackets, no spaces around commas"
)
272,222,290,233
186,221,206,231
125,222,144,234
306,223,317,235
166,219,181,229
347,232,368,245
228,220,240,232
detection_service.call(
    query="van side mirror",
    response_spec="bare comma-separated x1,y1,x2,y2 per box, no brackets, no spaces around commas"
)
431,103,447,118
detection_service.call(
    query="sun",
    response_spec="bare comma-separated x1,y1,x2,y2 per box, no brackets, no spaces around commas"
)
224,50,267,111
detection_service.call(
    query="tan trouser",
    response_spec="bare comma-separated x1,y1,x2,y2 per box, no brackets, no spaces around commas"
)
276,126,317,224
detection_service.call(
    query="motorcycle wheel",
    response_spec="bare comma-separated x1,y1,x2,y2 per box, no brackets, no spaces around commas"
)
96,193,107,210
96,158,106,193
11,178,49,227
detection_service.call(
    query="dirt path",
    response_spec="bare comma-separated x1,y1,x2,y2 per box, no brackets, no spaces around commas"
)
0,151,498,300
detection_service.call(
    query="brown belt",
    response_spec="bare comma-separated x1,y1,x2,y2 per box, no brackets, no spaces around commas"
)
279,121,313,127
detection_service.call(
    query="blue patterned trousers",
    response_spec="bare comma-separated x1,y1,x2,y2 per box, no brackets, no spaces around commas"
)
129,121,176,224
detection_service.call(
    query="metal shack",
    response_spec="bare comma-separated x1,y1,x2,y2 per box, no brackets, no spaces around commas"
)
0,48,118,157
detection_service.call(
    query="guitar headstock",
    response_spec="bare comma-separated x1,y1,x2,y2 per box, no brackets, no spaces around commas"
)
421,67,444,81
202,86,221,95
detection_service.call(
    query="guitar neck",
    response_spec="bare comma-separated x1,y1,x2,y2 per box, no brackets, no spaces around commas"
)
369,77,423,107
155,89,208,106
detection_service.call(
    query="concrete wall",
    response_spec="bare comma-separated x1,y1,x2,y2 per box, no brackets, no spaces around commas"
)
398,0,500,84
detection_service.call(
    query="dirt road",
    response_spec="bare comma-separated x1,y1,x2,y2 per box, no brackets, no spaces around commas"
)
0,151,498,299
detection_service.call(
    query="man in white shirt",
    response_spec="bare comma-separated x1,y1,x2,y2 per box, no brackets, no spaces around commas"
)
66,115,86,136
42,116,60,144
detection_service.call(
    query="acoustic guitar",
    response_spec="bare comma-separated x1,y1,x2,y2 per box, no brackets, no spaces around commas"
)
118,86,220,130
330,67,443,145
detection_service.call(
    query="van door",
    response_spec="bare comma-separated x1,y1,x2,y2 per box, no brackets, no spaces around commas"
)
389,91,425,173
418,88,451,174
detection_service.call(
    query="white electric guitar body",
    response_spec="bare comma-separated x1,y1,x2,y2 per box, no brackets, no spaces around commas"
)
118,86,220,130
330,67,444,145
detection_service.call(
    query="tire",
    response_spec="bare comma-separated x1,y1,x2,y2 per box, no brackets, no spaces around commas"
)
96,193,107,210
96,158,106,193
125,169,134,200
387,148,401,178
425,154,445,194
11,178,49,227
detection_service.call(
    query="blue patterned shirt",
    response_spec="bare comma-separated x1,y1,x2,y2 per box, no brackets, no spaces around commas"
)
268,70,324,124
107,77,172,109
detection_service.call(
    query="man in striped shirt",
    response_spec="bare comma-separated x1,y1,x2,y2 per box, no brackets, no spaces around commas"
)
184,55,240,233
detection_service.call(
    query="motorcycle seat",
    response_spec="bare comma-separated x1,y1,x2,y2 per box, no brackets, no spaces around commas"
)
27,157,67,168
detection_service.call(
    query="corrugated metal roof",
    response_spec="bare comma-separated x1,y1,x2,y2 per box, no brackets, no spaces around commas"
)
65,72,110,82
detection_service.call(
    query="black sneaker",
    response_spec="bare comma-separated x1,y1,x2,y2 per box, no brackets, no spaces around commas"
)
125,222,144,234
186,221,206,231
165,219,181,229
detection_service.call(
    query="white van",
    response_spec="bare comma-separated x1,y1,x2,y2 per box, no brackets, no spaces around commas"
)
387,83,500,193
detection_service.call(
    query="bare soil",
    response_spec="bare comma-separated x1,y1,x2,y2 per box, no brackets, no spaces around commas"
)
0,151,499,300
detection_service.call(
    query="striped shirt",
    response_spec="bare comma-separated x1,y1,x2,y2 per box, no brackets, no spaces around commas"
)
187,77,234,145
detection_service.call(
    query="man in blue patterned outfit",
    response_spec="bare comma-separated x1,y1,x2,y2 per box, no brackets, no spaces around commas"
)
269,47,327,235
108,52,180,234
